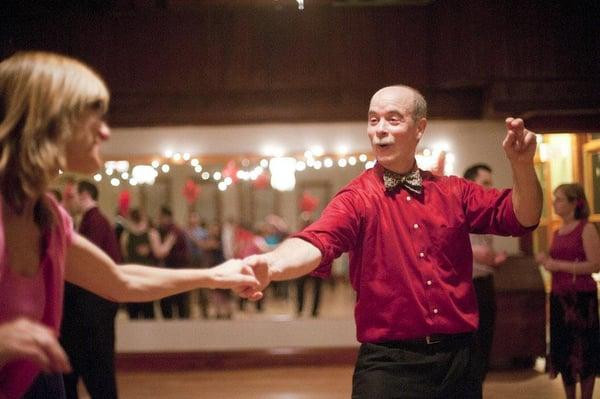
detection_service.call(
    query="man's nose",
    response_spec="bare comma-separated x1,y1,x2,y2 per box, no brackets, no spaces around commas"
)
375,119,388,136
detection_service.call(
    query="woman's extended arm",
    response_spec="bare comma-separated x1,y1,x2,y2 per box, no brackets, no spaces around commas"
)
65,232,260,302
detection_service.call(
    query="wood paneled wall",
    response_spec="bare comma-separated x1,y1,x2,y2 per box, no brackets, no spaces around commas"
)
1,0,598,126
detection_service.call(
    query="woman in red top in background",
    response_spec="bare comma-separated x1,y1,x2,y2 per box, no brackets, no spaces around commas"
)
537,183,600,399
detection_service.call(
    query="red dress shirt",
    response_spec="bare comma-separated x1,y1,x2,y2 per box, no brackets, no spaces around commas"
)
293,163,536,343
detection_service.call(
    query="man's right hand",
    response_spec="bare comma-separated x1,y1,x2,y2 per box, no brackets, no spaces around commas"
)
234,254,272,301
0,318,71,373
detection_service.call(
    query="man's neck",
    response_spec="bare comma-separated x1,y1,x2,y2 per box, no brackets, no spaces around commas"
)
382,160,417,175
80,200,97,214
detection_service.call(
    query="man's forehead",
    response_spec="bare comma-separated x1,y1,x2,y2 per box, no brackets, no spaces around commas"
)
369,87,414,110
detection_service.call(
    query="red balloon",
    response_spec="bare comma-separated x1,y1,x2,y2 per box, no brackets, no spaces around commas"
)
252,173,270,189
182,179,201,204
222,159,239,184
299,191,319,213
118,190,131,217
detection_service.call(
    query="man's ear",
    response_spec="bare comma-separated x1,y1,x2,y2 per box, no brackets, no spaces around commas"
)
416,118,427,141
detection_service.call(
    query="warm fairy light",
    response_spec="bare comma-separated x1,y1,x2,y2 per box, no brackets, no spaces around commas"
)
224,177,233,185
201,171,210,180
348,156,357,166
110,178,120,187
183,153,190,161
260,159,269,168
313,161,322,170
324,158,333,168
338,159,347,168
132,165,158,185
93,174,102,182
151,160,160,168
365,161,375,169
105,160,129,173
359,154,367,162
161,164,170,173
164,150,173,158
173,153,182,161
218,182,227,191
213,171,222,181
191,158,199,167
121,172,129,180
194,165,203,173
296,161,306,171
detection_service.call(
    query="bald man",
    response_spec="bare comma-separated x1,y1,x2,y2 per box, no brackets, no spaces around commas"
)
242,85,542,399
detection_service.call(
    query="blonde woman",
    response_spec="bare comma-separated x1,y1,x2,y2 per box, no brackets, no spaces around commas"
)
0,52,262,399
537,184,600,399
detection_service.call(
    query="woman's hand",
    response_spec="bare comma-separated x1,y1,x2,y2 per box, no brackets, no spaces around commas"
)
536,253,559,272
0,318,71,373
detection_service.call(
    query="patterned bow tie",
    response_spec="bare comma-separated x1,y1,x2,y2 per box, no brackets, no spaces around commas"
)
383,169,423,194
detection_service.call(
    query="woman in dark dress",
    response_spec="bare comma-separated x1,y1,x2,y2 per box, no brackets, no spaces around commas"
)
537,183,600,399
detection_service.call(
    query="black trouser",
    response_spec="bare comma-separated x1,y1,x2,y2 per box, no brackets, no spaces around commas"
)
61,286,119,399
126,301,155,319
352,334,479,399
472,274,496,383
160,292,190,319
295,275,322,317
23,373,66,399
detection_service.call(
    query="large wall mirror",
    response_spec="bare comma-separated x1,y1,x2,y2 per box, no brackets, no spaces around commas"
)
54,155,369,325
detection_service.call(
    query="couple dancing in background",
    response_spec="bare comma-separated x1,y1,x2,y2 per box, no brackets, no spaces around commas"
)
1,50,549,399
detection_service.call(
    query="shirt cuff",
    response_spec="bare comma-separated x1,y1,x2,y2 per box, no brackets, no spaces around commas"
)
290,231,333,278
504,192,539,234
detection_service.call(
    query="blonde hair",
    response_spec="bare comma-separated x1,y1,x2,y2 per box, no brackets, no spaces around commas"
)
0,51,109,214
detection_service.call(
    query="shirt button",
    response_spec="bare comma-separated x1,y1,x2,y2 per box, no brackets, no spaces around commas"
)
433,308,439,314
406,196,412,201
419,252,425,258
426,280,432,286
413,223,419,229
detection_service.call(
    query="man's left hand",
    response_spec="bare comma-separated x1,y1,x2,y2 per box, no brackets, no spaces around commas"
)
502,117,537,165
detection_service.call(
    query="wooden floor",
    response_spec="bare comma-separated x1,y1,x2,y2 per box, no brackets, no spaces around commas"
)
76,367,600,399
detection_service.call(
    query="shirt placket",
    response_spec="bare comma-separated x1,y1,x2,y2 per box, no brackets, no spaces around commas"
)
407,194,439,323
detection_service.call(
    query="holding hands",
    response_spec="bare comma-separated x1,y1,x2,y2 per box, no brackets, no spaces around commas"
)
232,254,272,301
207,259,263,294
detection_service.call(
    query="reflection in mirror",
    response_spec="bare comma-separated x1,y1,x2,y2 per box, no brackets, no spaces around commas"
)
54,156,373,323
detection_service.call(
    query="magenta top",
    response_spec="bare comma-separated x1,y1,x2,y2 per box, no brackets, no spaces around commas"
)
0,196,73,399
550,220,597,295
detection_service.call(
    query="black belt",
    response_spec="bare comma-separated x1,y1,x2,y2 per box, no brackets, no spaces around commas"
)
379,332,473,347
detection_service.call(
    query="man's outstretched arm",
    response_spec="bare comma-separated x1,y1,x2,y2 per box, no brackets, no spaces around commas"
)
238,238,322,299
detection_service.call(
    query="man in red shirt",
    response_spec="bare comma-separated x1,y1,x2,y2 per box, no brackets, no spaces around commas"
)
241,85,542,398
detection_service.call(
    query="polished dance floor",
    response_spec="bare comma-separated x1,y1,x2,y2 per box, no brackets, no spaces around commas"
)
75,367,600,399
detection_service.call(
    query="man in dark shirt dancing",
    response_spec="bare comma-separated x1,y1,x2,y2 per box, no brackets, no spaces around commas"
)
61,180,122,399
